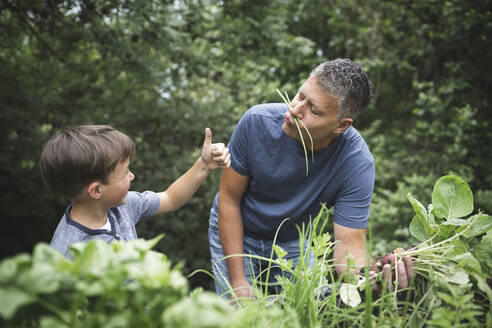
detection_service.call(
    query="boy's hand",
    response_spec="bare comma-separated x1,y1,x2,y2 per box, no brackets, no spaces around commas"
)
201,128,231,170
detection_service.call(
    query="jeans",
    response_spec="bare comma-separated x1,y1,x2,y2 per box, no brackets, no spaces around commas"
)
208,223,315,298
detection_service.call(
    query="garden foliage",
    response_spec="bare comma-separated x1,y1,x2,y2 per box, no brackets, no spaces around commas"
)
1,175,490,327
1,0,491,291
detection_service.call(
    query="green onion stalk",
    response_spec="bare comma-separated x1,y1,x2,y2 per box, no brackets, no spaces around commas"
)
276,89,314,177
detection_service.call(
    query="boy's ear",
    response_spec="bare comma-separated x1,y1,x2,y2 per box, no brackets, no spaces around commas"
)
87,182,103,200
335,118,353,135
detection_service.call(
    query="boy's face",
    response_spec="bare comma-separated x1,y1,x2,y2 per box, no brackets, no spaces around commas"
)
101,158,134,207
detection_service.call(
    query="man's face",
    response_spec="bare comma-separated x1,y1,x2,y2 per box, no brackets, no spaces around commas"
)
282,76,352,150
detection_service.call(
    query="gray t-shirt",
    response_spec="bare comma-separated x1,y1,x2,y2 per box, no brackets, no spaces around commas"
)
210,103,375,242
50,191,160,259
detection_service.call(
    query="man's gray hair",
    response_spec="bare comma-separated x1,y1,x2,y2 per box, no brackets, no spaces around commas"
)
311,58,373,119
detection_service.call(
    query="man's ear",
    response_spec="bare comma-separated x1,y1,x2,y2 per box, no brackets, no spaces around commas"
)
335,118,353,135
87,182,103,200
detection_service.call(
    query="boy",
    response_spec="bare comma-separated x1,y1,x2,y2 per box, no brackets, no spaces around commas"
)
40,125,230,259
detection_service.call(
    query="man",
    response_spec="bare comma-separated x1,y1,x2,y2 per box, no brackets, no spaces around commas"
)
208,58,413,299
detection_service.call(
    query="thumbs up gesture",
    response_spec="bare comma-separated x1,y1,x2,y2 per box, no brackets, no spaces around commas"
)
201,128,231,170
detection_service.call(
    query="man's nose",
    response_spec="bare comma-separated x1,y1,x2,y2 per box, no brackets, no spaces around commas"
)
291,101,305,119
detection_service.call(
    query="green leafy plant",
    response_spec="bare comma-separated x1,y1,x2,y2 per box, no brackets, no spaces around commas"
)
205,175,492,327
0,235,190,327
368,175,492,324
1,175,491,327
0,235,299,328
276,89,314,176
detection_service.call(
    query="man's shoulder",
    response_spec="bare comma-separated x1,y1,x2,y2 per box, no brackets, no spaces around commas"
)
245,103,287,120
340,127,374,162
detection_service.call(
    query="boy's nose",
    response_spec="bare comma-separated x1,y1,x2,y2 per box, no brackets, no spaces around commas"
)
129,171,135,181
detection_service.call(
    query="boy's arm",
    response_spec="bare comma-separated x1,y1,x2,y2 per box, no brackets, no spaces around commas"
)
155,128,230,214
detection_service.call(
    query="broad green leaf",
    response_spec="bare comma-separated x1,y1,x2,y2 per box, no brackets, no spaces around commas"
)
408,193,435,237
441,218,467,226
409,215,427,241
427,204,436,227
71,241,110,277
112,241,141,262
447,238,469,257
470,272,492,303
432,175,473,220
0,254,30,283
436,224,455,240
340,283,361,308
459,214,492,238
436,291,456,305
453,252,483,276
33,243,68,266
408,192,428,217
0,287,34,319
473,230,492,274
162,291,232,327
17,263,61,294
439,268,469,284
130,234,165,253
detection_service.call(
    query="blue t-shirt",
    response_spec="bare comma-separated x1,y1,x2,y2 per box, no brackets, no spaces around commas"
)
50,191,160,259
210,103,375,241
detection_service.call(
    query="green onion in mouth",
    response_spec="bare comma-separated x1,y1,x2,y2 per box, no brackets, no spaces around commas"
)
276,89,314,176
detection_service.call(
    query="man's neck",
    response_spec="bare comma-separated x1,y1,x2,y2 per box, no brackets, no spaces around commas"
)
70,201,109,230
311,135,338,151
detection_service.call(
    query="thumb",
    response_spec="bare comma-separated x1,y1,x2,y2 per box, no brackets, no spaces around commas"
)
203,127,212,146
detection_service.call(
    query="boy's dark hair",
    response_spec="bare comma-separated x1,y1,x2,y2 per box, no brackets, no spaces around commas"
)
40,125,135,199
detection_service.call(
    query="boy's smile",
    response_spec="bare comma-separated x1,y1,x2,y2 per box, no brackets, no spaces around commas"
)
102,159,135,207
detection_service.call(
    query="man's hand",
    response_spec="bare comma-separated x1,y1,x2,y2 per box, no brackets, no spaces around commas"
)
201,128,231,170
382,253,414,290
370,250,414,293
230,278,254,304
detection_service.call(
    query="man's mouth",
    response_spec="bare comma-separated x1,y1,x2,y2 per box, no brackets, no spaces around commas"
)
284,112,295,125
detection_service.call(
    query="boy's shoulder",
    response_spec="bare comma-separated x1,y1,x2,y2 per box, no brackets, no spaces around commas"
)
49,206,94,258
119,190,160,220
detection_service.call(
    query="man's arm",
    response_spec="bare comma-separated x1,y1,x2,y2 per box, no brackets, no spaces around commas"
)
333,222,368,275
218,166,250,298
156,128,230,214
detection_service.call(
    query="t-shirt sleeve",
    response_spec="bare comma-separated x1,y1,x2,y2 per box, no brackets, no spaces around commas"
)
228,110,252,176
125,191,160,225
333,157,375,229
